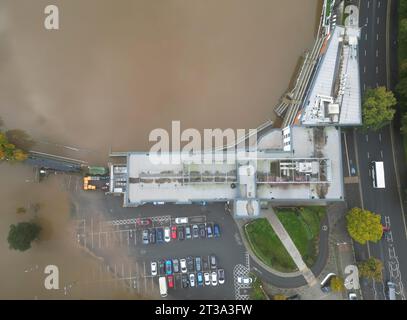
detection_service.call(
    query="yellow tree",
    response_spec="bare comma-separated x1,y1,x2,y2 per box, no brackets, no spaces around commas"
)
273,294,287,300
346,207,383,244
330,276,345,292
358,258,383,282
13,149,28,161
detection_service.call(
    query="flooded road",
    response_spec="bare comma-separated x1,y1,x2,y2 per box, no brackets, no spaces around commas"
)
0,0,320,163
0,163,145,299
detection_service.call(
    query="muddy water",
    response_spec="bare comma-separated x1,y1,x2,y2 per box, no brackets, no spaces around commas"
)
0,0,320,163
0,163,143,299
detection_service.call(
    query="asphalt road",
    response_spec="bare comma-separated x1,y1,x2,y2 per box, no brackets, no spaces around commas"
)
350,0,407,300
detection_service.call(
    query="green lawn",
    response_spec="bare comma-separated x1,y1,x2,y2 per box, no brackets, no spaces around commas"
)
275,207,326,268
245,219,297,272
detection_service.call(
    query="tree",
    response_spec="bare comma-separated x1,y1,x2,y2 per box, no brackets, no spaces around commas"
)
397,77,407,102
362,87,397,131
6,129,35,152
0,131,28,162
330,276,345,292
358,258,383,282
16,207,27,214
7,222,42,252
346,207,383,244
401,113,407,135
400,18,407,43
273,294,287,300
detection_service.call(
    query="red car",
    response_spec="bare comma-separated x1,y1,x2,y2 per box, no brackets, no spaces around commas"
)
135,218,152,226
171,226,177,239
167,275,174,288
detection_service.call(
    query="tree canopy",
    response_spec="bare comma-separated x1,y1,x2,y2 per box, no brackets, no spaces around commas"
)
7,222,42,252
362,87,397,131
358,258,383,282
346,207,383,245
0,131,28,162
330,276,345,292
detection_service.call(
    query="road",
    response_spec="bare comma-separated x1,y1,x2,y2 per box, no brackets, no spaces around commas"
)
347,0,407,300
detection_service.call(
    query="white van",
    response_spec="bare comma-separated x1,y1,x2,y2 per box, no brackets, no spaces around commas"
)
159,276,168,298
387,282,396,300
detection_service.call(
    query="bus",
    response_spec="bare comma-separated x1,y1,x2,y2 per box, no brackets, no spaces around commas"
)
158,276,168,298
370,161,385,189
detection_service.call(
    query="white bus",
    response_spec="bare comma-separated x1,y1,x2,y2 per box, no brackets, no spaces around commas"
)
158,276,168,298
371,161,385,189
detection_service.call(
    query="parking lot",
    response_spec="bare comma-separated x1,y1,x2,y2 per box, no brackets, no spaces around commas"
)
66,175,250,300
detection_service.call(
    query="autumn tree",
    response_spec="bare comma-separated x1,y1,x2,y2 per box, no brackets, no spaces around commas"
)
346,207,383,244
330,276,345,292
0,131,28,162
273,294,287,300
362,87,397,131
358,258,383,282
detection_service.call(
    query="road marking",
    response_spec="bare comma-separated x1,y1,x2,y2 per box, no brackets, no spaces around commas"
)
377,17,380,25
381,150,384,159
367,152,370,159
376,66,379,74
366,134,369,142
379,133,382,142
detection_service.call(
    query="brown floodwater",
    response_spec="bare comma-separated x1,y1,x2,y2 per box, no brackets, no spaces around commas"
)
0,163,147,299
0,0,320,163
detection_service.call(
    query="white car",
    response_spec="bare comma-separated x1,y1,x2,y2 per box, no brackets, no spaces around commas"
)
237,276,252,285
189,273,196,287
164,227,171,242
150,262,157,276
180,259,188,273
204,272,210,286
348,293,357,300
175,217,188,224
211,271,218,286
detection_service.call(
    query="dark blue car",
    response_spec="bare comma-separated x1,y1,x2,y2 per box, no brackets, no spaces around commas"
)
213,224,221,238
156,228,164,243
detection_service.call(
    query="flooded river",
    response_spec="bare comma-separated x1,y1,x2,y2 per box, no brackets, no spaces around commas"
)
0,0,320,163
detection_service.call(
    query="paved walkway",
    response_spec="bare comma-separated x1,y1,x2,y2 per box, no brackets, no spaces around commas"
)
262,208,317,286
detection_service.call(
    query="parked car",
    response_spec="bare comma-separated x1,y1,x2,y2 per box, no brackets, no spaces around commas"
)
210,254,217,269
218,268,225,284
181,274,189,288
237,276,252,285
175,217,188,224
195,256,202,272
178,226,185,241
172,259,179,273
167,275,174,288
204,272,210,286
156,228,164,243
159,260,165,275
206,223,213,238
180,259,188,274
202,257,209,270
171,226,177,240
197,272,204,287
199,224,206,238
287,294,301,300
149,228,156,244
150,262,157,276
213,224,221,238
189,273,196,287
348,293,357,300
164,227,171,243
185,226,192,239
211,271,218,286
165,260,173,275
142,229,149,245
136,218,152,226
192,225,199,239
186,256,194,272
